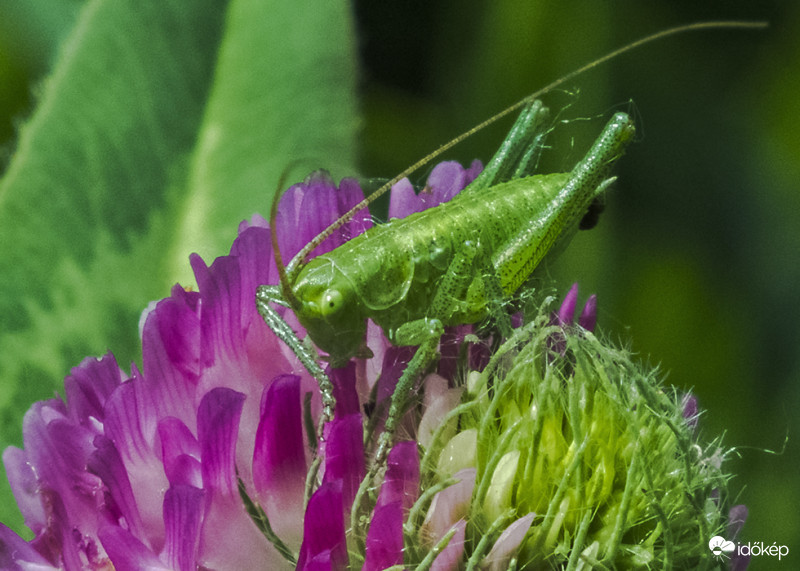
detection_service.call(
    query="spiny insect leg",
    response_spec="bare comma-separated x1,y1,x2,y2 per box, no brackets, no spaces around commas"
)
375,239,509,464
351,316,444,535
510,114,551,180
429,240,514,338
495,113,635,294
473,254,515,339
375,317,445,465
428,240,481,322
466,99,551,192
256,285,335,437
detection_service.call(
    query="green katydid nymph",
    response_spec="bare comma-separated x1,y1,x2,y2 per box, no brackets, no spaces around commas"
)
255,21,766,465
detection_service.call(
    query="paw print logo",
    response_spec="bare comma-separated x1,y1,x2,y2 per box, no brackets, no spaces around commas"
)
708,535,736,559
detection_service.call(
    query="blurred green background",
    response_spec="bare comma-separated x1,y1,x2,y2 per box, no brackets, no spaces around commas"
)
1,1,797,566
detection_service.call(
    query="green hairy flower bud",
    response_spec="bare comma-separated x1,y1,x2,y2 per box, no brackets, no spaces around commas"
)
420,301,739,569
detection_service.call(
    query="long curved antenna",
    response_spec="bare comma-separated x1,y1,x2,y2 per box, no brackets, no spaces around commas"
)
269,166,302,310
284,20,766,281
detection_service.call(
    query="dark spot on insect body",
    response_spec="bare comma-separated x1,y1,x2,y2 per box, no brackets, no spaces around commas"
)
579,197,605,230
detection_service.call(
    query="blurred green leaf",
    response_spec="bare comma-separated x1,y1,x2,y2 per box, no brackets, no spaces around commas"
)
0,0,82,74
0,0,357,533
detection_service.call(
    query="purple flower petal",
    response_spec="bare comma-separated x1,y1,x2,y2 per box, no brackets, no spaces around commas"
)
322,414,365,511
253,375,306,493
197,388,245,496
376,440,420,512
298,480,348,571
237,211,268,234
362,320,391,395
34,488,91,569
191,222,286,390
549,284,599,358
63,352,124,424
201,495,283,569
363,441,420,569
388,177,421,219
297,172,350,257
18,400,104,564
557,282,579,325
193,253,247,372
418,374,463,448
99,525,170,570
276,171,369,262
426,161,474,204
333,176,373,248
229,224,295,359
482,512,535,570
578,293,597,332
162,484,205,571
158,416,201,486
363,501,403,571
154,286,203,380
430,519,466,571
231,221,318,380
252,374,307,544
727,504,748,539
195,388,280,569
423,468,476,542
681,393,699,433
331,361,361,418
0,522,53,569
2,446,44,537
87,436,146,540
140,288,201,422
375,346,415,407
304,550,336,571
104,367,153,462
166,454,203,491
190,222,324,488
104,378,171,537
437,325,469,381
199,397,285,571
388,160,483,219
464,159,483,182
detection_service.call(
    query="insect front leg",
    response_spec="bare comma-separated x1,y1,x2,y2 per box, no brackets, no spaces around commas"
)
256,284,335,435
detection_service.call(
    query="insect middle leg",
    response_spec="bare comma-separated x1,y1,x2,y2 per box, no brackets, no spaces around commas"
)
374,239,509,464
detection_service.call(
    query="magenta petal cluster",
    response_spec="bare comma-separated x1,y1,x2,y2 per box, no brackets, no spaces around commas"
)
554,282,597,332
0,162,479,570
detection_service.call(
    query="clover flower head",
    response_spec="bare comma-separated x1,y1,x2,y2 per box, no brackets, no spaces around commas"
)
0,160,746,570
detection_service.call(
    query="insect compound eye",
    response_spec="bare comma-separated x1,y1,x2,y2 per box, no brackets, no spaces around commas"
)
319,289,343,317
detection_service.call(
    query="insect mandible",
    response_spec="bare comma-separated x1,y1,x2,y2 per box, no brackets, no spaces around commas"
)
255,21,766,463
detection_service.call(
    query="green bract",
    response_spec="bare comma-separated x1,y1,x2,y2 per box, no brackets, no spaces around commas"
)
423,302,735,569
